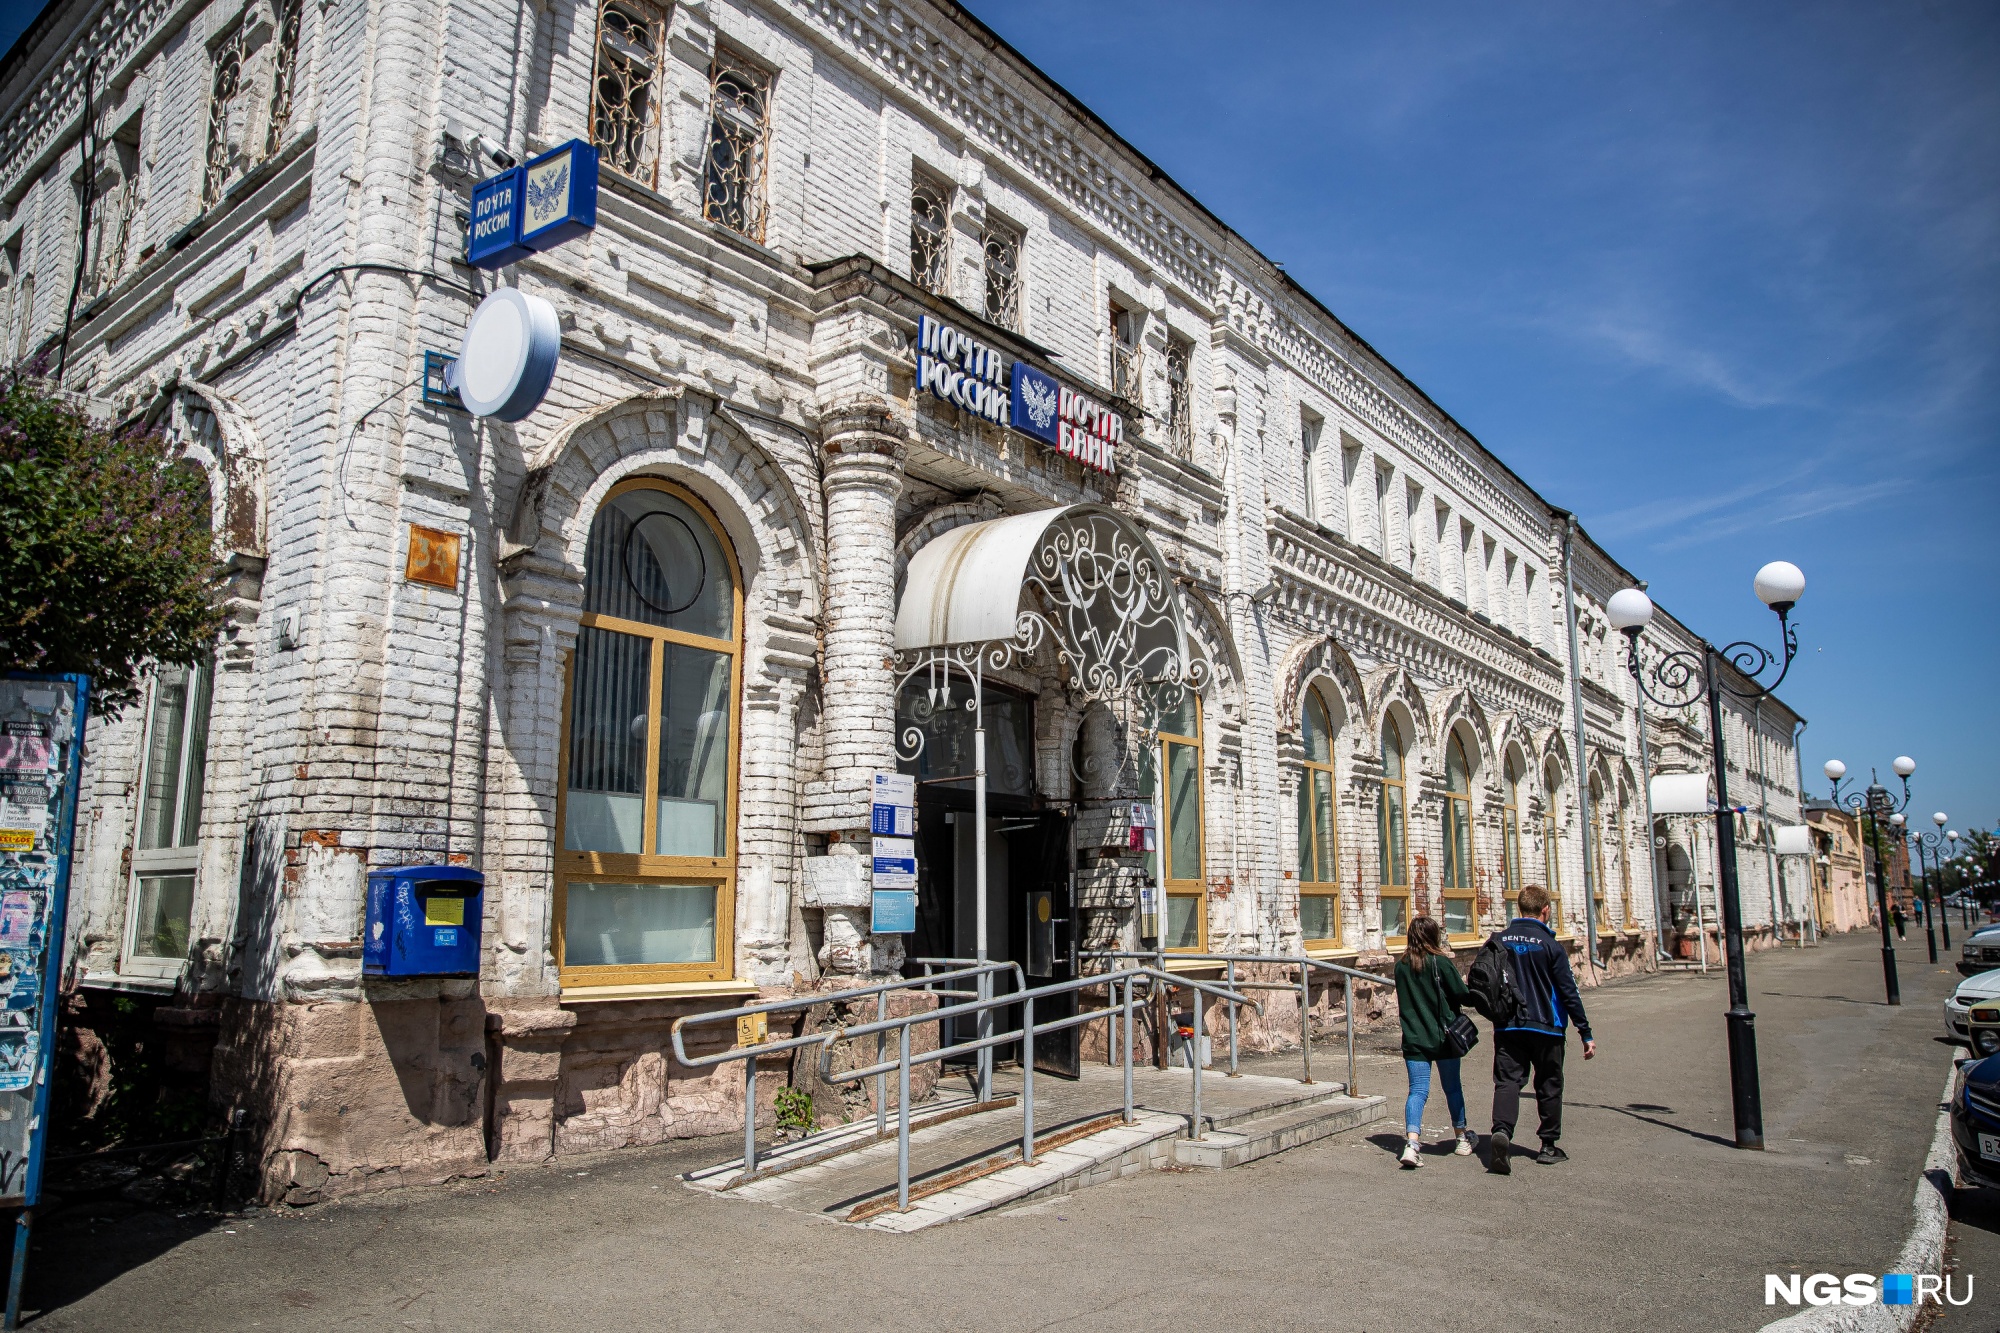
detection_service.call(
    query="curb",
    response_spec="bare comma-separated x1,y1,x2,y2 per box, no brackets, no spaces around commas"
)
1758,1059,1959,1332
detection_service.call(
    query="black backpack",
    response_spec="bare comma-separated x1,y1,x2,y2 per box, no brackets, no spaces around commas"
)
1465,934,1522,1027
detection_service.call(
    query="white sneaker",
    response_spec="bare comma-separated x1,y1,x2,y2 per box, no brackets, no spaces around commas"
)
1453,1131,1476,1156
1399,1140,1422,1169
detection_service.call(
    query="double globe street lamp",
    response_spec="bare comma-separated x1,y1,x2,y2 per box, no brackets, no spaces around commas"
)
1908,812,1953,963
1606,559,1805,1152
1825,756,1915,1005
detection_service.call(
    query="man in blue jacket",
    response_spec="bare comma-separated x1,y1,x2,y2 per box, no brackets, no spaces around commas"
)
1487,884,1595,1174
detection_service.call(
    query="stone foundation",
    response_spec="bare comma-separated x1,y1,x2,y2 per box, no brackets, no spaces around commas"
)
211,986,489,1207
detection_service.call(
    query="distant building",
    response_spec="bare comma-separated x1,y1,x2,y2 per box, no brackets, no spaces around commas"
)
1802,801,1870,933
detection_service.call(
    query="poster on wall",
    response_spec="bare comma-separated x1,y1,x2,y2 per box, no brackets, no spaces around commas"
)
0,674,88,1208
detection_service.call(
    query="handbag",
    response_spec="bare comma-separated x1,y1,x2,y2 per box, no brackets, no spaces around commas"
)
1435,961,1480,1059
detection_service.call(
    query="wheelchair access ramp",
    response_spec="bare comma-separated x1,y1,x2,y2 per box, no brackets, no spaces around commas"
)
686,1063,1384,1233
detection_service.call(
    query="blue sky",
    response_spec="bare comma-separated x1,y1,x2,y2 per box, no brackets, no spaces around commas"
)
965,0,1998,838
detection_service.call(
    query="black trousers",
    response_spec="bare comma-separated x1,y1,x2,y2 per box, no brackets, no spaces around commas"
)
1491,1030,1567,1145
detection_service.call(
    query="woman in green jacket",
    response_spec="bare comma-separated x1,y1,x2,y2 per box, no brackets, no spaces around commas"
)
1393,915,1474,1168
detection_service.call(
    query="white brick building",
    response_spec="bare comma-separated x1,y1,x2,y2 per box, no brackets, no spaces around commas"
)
3,0,1805,1201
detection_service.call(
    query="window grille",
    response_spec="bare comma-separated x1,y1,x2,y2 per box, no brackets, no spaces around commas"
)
201,0,305,211
702,50,772,241
264,0,303,158
90,120,143,297
591,0,667,187
1108,302,1139,401
1165,338,1195,457
909,171,951,296
201,22,248,209
982,216,1021,329
1297,411,1319,516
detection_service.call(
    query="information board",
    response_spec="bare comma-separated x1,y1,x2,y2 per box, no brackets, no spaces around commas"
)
0,674,87,1209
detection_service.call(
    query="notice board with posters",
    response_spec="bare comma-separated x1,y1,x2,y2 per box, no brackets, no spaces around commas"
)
0,674,88,1207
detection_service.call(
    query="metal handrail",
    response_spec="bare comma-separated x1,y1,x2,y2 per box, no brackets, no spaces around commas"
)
1081,949,1391,1097
668,959,1023,1179
814,965,1262,1212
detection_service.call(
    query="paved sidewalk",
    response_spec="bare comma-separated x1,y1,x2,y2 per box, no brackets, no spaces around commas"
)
27,932,1982,1332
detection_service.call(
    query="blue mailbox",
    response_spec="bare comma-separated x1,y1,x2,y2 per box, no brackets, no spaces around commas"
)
364,865,484,977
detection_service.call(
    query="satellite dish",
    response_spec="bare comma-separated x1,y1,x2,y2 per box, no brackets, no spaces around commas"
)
450,288,560,420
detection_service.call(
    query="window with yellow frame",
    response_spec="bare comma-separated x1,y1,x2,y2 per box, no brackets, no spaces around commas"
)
1440,732,1478,941
1616,802,1634,926
1501,753,1524,922
1297,689,1339,947
1378,715,1410,941
1542,761,1567,935
1589,776,1611,931
555,480,742,987
1153,686,1206,951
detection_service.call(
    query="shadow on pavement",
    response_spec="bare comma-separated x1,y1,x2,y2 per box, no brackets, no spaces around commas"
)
1570,1101,1737,1149
1947,1182,2000,1239
16,1204,221,1325
1760,992,1891,1007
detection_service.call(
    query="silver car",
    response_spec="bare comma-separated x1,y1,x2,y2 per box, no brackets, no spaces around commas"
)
1946,968,2000,1045
1960,924,2000,978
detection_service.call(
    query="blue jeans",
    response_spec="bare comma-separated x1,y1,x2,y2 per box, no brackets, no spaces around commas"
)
1404,1058,1467,1135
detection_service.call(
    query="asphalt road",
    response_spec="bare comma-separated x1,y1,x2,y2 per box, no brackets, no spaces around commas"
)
26,931,1985,1332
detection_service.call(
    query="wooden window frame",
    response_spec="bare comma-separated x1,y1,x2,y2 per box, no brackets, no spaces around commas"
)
1440,733,1477,943
124,656,215,981
1297,690,1339,948
1542,774,1569,939
1590,779,1611,931
554,478,743,987
1157,696,1206,953
1501,757,1523,922
1378,716,1410,943
1617,803,1634,928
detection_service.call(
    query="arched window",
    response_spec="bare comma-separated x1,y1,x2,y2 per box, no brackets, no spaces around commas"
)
1590,774,1609,930
1616,797,1633,927
1441,732,1476,940
1378,716,1409,941
1297,689,1338,946
1501,753,1524,920
557,480,741,985
1155,687,1205,952
1542,761,1566,935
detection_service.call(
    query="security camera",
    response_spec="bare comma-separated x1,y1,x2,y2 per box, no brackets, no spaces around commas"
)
474,134,516,169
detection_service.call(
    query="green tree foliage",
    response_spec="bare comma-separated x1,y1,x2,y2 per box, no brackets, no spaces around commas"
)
0,375,221,714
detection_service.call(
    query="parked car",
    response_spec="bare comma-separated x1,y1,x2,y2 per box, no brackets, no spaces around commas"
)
1954,1055,2000,1190
1945,971,2000,1044
1959,924,2000,977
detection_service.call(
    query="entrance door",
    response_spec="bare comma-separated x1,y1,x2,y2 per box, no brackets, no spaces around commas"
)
1020,808,1078,1079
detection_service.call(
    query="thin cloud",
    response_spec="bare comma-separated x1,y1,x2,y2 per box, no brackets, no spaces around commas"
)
1646,476,1914,550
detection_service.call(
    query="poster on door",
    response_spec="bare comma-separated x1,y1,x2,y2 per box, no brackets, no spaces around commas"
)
0,674,88,1206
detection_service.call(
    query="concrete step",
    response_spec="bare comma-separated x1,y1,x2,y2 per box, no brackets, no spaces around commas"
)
1202,1078,1349,1131
1172,1093,1388,1170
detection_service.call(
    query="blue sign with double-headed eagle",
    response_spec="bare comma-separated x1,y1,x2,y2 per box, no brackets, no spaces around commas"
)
520,139,599,252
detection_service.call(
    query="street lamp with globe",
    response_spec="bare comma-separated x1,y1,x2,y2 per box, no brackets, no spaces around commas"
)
1827,754,1916,1005
1605,560,1804,1152
1907,812,1953,959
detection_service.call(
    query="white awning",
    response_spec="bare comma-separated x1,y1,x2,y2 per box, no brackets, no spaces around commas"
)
1773,825,1814,856
894,504,1194,693
1651,772,1712,815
